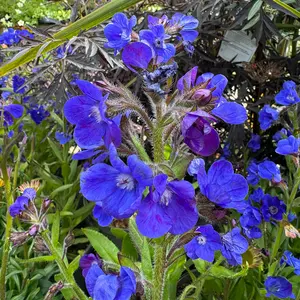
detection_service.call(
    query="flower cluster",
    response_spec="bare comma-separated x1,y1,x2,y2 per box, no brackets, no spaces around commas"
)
0,28,34,46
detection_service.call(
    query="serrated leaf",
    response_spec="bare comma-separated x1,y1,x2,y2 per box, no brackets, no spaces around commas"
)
82,228,119,264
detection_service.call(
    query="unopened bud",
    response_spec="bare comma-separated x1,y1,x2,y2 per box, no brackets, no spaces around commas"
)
10,231,29,247
41,198,52,214
34,236,50,254
64,232,75,248
193,88,212,106
44,281,64,300
28,224,39,236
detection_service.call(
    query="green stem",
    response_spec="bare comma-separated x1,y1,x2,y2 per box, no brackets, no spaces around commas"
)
153,123,164,164
288,167,300,211
152,242,168,300
0,162,13,300
270,225,284,263
41,231,88,300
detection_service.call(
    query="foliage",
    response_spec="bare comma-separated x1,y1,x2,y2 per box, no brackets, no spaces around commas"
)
0,0,300,299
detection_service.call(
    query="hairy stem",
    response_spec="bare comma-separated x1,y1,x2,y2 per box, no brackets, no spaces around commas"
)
152,242,167,300
270,224,284,263
41,231,88,300
0,162,13,300
153,123,164,164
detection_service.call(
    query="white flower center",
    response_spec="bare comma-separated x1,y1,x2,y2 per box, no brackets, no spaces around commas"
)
160,189,173,206
269,206,278,215
89,106,102,123
197,235,207,245
116,174,135,191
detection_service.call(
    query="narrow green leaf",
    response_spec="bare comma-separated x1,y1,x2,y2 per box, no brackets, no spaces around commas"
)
16,255,55,264
0,0,142,76
82,228,119,264
264,0,300,18
68,254,81,275
51,111,64,128
52,210,60,247
50,183,73,198
47,138,63,162
130,135,151,163
122,234,139,261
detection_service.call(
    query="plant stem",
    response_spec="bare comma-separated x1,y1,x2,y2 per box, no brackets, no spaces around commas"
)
288,167,300,211
153,123,164,164
0,162,13,300
270,224,284,263
152,242,167,300
41,230,88,300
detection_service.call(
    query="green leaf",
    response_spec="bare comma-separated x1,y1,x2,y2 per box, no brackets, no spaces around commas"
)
82,228,119,264
50,183,73,198
0,0,142,76
47,138,63,162
118,253,140,272
51,111,64,128
130,135,151,163
52,210,60,247
193,259,208,274
16,255,55,264
210,265,235,278
68,254,81,275
248,0,263,20
264,0,300,18
122,234,139,261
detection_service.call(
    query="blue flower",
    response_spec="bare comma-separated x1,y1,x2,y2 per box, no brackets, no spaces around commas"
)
265,276,295,299
222,143,231,159
275,81,300,106
84,264,136,300
93,204,113,227
80,254,101,277
243,226,262,239
28,104,50,125
258,105,279,130
221,228,248,265
249,188,264,203
288,213,296,222
0,28,33,46
184,224,222,262
1,103,24,126
247,134,261,152
64,80,121,149
13,75,26,94
122,42,153,73
240,205,262,239
148,15,169,28
104,13,137,55
247,160,260,185
72,148,108,165
140,25,175,64
177,67,247,124
281,251,300,276
195,159,249,211
273,128,289,142
261,194,286,221
136,174,198,238
169,13,199,42
258,160,281,183
55,131,72,145
276,135,300,156
80,145,152,219
9,188,36,217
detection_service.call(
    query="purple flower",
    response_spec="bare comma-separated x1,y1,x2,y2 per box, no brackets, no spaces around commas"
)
261,194,286,221
140,25,175,64
281,251,300,276
104,13,137,55
13,75,26,94
148,15,169,28
181,110,220,156
55,131,72,145
80,254,101,277
221,228,248,265
247,134,261,152
275,81,300,106
122,42,153,73
265,276,295,299
194,159,249,210
84,264,136,300
258,105,279,130
80,145,152,219
1,102,24,126
276,135,300,156
249,188,264,203
247,160,260,185
258,160,281,183
28,104,50,125
184,224,222,262
64,80,121,149
177,67,247,124
168,13,199,42
9,188,36,217
136,174,198,238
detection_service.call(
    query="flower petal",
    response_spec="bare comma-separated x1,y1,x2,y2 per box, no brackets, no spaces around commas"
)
212,102,247,124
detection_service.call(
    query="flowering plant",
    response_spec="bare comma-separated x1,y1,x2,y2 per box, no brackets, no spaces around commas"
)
0,2,300,300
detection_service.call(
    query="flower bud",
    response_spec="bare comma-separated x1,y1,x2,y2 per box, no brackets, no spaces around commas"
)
10,231,29,247
28,224,39,236
44,281,64,300
64,231,75,249
34,236,50,254
192,88,212,106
